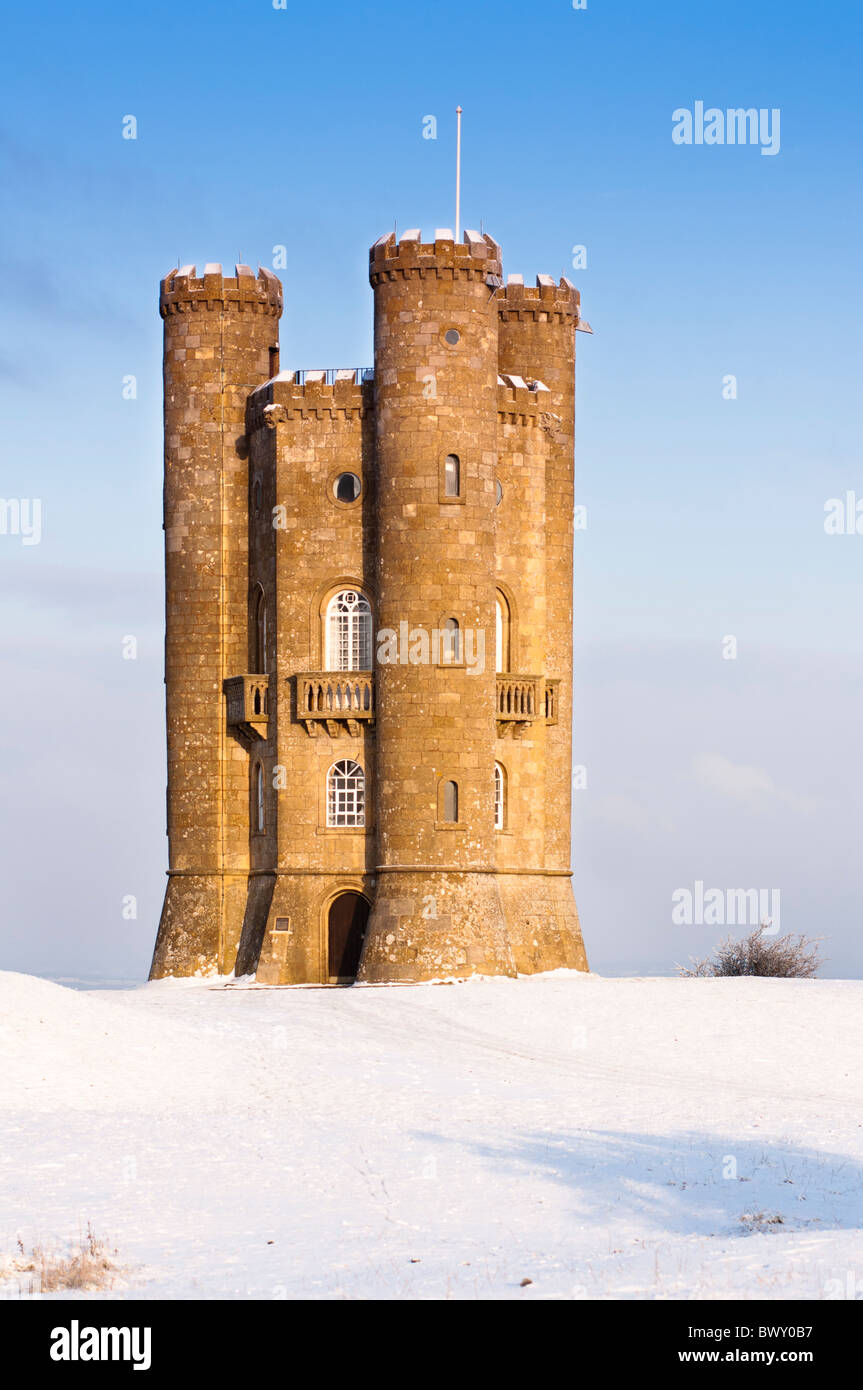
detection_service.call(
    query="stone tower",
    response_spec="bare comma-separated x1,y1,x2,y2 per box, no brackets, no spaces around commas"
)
150,229,590,985
152,264,282,978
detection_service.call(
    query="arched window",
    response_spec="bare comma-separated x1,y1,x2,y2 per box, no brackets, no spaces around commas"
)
326,590,373,671
254,762,265,833
494,763,505,830
443,780,459,823
327,759,366,828
254,587,267,673
495,591,511,673
441,617,461,665
444,453,460,498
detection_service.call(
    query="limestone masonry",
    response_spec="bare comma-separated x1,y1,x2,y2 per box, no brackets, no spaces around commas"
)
150,228,591,984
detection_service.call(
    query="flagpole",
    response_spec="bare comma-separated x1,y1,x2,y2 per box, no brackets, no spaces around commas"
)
455,105,462,241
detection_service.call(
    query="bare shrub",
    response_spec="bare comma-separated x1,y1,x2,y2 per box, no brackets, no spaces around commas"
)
677,924,824,979
3,1224,119,1295
739,1210,785,1232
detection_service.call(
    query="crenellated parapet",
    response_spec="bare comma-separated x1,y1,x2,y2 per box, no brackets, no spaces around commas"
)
496,273,589,329
496,373,550,426
246,370,370,431
369,228,502,286
159,263,283,318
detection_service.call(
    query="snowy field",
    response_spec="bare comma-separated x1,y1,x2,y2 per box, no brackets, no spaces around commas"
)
1,969,861,1301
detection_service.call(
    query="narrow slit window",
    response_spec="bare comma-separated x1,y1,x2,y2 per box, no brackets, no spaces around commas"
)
495,593,510,673
494,763,505,830
443,780,459,823
255,763,265,833
444,454,460,498
441,617,461,664
254,588,267,673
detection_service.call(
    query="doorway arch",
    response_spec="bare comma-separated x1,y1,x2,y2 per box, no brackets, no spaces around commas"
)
327,891,370,983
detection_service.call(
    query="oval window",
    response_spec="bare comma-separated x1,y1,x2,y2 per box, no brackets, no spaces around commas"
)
334,472,361,503
444,329,460,346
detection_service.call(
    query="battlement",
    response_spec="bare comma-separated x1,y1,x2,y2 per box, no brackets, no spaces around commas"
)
497,374,551,424
497,274,587,327
369,228,502,286
247,368,370,430
160,263,283,318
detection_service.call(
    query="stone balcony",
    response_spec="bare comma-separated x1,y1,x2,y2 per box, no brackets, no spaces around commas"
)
496,675,559,737
230,670,558,740
224,674,269,740
298,672,375,738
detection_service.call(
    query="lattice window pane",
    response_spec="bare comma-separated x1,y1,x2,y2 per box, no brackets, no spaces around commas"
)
327,591,373,671
327,759,366,828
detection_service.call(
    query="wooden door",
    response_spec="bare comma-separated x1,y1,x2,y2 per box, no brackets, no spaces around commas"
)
328,892,369,982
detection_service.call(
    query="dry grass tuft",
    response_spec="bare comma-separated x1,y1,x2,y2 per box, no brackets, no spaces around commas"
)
2,1223,120,1295
739,1210,786,1233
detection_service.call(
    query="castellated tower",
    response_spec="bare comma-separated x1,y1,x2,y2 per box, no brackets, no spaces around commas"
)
150,230,590,985
151,265,282,978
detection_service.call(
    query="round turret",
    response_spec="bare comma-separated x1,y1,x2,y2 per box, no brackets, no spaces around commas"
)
359,229,514,982
151,264,283,980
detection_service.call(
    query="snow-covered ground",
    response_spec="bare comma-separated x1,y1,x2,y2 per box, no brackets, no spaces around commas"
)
1,969,861,1300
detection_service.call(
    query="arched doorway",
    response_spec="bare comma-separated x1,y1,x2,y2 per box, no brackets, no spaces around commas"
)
327,892,369,983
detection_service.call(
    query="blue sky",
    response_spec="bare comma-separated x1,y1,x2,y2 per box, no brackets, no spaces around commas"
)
1,0,861,979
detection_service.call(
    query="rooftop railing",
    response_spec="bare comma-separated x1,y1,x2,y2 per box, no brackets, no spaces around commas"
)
292,368,373,386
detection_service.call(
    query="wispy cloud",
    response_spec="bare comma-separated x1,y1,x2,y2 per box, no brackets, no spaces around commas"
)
691,753,818,815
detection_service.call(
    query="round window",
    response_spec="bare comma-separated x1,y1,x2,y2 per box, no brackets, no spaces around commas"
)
495,479,503,506
334,472,361,503
444,329,460,346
